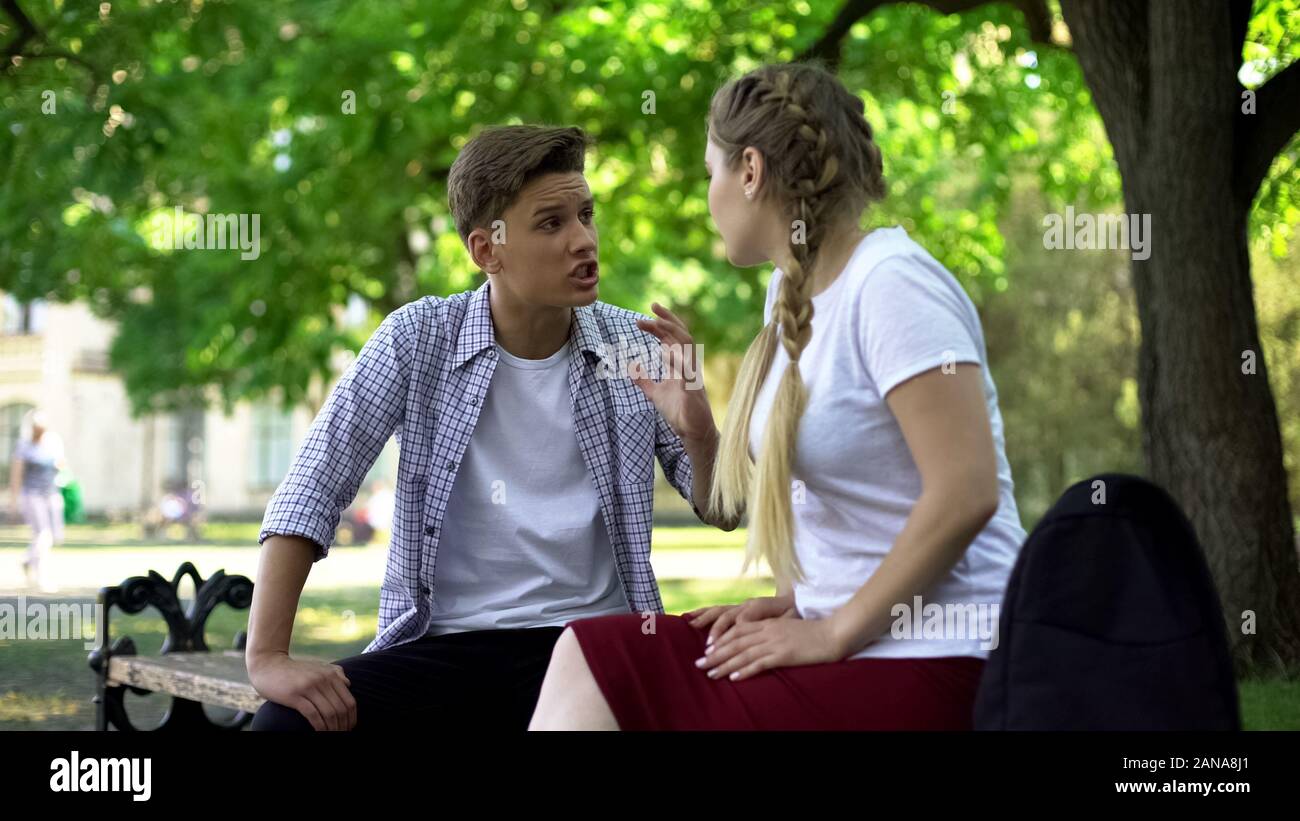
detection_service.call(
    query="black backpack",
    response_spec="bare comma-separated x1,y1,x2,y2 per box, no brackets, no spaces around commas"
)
973,473,1241,730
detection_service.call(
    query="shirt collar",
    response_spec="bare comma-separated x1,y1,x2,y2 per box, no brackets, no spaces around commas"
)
452,279,608,370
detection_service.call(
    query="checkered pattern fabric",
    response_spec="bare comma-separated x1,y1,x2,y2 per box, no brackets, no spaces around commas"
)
258,281,699,652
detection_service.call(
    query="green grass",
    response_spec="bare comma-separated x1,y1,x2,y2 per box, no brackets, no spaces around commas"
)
1238,677,1300,730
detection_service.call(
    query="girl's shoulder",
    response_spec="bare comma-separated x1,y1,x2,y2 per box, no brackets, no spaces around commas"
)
763,226,951,324
768,226,932,292
837,226,941,293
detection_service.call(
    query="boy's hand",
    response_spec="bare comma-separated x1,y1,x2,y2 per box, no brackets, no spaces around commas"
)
247,652,357,731
633,303,715,445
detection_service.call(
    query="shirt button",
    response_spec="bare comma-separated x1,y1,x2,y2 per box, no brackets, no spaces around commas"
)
468,395,479,405
425,525,436,537
444,459,455,471
420,586,430,597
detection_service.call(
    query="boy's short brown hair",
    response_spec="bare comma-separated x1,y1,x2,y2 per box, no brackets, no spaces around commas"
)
447,125,591,243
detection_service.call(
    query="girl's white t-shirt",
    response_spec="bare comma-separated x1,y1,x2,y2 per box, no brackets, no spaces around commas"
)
748,226,1026,660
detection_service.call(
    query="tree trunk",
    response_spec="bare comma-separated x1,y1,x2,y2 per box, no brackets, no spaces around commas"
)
1063,0,1300,673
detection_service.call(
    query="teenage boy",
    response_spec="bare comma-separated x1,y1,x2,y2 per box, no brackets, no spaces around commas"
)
246,125,730,731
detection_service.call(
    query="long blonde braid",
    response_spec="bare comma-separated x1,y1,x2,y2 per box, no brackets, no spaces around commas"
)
707,64,886,583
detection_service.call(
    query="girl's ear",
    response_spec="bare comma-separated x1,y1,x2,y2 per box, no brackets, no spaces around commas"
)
742,147,766,197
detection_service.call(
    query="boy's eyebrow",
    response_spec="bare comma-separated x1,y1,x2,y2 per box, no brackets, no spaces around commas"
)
531,197,594,217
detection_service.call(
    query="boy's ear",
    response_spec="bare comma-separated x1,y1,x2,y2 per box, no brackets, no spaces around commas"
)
466,226,502,274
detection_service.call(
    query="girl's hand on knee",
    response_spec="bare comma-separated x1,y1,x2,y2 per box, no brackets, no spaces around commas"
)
687,595,798,647
684,604,737,631
699,617,845,682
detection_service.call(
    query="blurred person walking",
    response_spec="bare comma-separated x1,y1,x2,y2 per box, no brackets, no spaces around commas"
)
9,409,68,592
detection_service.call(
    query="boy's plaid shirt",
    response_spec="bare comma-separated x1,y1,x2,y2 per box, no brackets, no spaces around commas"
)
258,281,700,652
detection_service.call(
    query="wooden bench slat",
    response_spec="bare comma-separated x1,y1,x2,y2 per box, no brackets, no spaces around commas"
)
106,651,324,714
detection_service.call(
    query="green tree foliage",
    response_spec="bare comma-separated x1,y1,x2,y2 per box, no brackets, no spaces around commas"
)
1,1,1295,450
0,0,1105,411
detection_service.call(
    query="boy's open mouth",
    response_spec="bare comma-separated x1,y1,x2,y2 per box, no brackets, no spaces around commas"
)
570,261,599,287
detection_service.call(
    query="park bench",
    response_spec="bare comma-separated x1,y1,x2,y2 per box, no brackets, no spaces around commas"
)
87,561,294,731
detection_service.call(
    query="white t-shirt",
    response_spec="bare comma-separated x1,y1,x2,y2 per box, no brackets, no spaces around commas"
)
426,340,631,635
749,226,1026,660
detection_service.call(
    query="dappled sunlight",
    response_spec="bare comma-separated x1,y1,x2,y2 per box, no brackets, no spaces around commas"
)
0,691,83,724
294,605,377,643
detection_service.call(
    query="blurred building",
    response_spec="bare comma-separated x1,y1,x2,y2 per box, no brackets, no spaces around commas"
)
0,293,396,521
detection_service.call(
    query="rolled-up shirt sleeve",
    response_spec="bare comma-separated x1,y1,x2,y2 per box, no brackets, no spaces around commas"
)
257,306,413,561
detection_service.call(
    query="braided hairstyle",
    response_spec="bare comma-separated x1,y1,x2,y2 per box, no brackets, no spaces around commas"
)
706,62,887,584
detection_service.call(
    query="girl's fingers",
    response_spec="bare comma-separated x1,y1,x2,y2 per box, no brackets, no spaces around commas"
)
630,358,659,388
688,606,727,628
707,607,741,645
652,302,690,334
702,626,765,668
661,340,680,381
637,316,690,346
706,643,766,679
631,366,658,398
728,656,774,682
697,634,751,670
631,328,691,385
714,618,764,649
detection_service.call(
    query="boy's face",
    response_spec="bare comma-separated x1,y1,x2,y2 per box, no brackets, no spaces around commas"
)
467,171,600,308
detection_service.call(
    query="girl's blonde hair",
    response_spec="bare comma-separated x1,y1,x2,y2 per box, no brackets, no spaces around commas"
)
706,62,886,583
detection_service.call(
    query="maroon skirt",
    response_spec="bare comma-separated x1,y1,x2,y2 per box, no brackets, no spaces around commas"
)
568,612,985,730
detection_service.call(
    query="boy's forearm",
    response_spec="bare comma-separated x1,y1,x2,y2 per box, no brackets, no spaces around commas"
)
246,534,316,671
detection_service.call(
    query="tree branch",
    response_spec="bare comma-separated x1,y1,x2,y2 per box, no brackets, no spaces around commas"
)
1240,58,1300,196
799,0,885,68
798,0,1061,69
1013,0,1055,47
1,0,39,65
1,0,103,95
14,47,99,77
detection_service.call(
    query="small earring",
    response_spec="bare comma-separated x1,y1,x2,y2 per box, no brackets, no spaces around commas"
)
744,187,754,199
